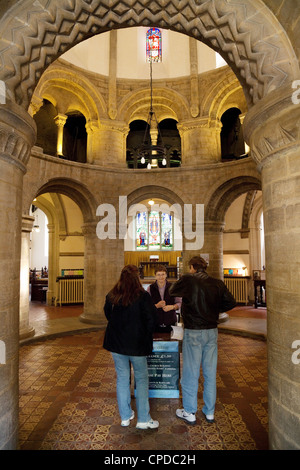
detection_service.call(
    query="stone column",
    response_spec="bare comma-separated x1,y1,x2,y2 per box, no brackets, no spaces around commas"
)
92,119,128,167
47,223,59,305
182,220,224,280
244,85,300,450
80,222,124,326
182,220,227,321
54,113,67,157
85,119,100,164
189,37,199,118
0,103,36,450
248,207,263,302
178,119,221,166
19,215,35,340
108,30,117,120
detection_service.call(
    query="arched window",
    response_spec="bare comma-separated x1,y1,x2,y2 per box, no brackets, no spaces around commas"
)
126,118,181,168
146,28,162,63
136,211,173,250
63,112,87,163
34,99,58,156
220,107,246,160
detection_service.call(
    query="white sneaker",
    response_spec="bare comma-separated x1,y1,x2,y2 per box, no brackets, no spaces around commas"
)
176,408,196,425
121,410,135,426
136,419,159,429
201,410,215,423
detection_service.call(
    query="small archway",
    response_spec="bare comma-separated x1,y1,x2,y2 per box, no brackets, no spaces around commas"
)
33,99,57,156
220,108,246,160
35,178,97,224
126,119,149,168
205,176,262,224
124,185,185,275
158,119,181,167
126,118,181,168
63,112,87,163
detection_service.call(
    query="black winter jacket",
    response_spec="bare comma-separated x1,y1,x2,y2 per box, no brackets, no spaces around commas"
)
103,290,157,356
169,271,236,330
149,281,177,327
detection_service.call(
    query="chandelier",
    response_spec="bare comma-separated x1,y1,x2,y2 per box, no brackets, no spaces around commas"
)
137,60,167,169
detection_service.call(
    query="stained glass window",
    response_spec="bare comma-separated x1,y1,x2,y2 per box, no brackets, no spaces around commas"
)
149,211,160,250
161,212,173,250
146,28,162,63
136,211,173,250
136,211,148,250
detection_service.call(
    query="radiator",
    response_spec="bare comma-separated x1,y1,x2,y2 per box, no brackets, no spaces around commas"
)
224,277,248,305
57,278,84,306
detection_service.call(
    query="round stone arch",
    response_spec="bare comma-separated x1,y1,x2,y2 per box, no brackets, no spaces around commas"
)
0,0,298,110
127,184,185,208
35,177,98,224
31,178,98,305
205,175,262,223
119,87,190,124
205,76,247,123
28,195,61,307
125,184,185,254
32,65,106,121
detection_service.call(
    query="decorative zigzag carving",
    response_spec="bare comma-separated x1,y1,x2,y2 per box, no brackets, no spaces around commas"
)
0,0,297,109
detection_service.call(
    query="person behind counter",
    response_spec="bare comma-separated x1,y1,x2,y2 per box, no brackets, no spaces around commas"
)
147,265,181,333
103,264,159,429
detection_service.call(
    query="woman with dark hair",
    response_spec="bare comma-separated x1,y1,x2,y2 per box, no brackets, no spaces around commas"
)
103,264,159,429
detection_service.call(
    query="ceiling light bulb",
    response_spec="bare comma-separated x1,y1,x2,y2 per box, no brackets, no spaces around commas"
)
148,200,154,205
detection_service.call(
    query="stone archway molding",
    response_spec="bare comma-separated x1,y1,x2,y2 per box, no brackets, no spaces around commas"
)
32,63,107,120
119,87,190,123
36,177,98,224
205,175,261,222
0,0,298,109
127,184,185,208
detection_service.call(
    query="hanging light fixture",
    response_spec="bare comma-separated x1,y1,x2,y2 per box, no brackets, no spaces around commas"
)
137,60,167,169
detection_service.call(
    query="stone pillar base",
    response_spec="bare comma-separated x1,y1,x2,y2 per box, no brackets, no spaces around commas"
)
19,326,35,341
79,313,107,327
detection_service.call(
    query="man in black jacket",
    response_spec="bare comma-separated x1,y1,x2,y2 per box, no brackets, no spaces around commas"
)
169,256,236,425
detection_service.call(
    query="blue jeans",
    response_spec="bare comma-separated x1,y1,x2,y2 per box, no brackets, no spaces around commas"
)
111,353,151,422
181,328,218,416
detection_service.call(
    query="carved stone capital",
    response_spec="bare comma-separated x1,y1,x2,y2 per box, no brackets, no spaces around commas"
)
177,118,210,133
28,95,43,117
81,221,97,237
244,82,300,168
204,221,225,233
99,119,128,134
0,103,36,171
22,215,35,233
54,114,68,128
85,120,100,134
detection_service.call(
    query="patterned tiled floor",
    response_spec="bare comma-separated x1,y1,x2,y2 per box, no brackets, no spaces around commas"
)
19,330,268,450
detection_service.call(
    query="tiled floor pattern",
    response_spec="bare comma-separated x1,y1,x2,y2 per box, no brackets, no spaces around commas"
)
19,330,268,450
28,302,267,322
